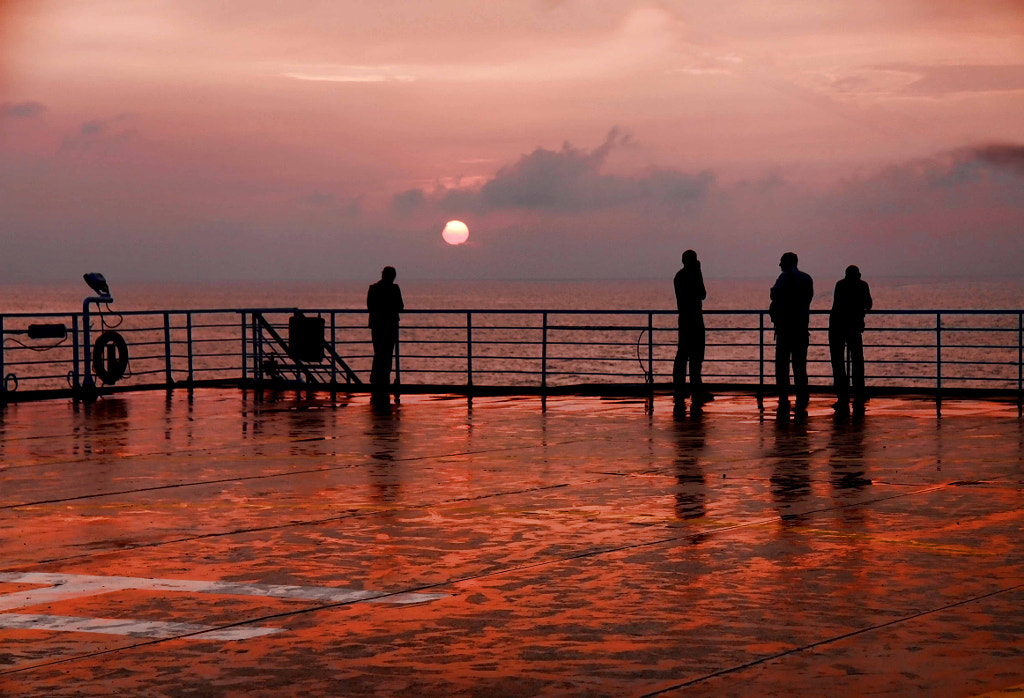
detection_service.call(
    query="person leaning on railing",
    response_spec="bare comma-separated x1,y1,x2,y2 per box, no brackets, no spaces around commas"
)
829,265,872,412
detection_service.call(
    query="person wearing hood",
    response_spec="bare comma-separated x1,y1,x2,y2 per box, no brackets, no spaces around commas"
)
829,265,872,411
673,249,712,405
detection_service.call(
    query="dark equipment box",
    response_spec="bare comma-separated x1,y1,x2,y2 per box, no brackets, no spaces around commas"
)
288,313,325,362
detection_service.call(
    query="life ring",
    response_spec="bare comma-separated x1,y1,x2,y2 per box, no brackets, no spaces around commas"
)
93,331,129,384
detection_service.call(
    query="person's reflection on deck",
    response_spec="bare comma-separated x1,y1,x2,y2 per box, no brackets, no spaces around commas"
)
367,401,403,507
768,416,811,523
672,403,707,521
828,411,872,503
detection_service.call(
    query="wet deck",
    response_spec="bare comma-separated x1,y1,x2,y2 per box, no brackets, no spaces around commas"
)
0,389,1022,696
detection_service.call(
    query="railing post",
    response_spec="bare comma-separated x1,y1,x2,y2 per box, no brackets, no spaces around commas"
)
330,312,338,389
71,314,80,390
253,312,262,385
0,315,5,402
541,312,548,390
647,312,654,386
936,312,942,394
186,312,194,386
758,312,765,404
240,312,248,382
163,312,173,387
1018,312,1022,413
466,312,473,388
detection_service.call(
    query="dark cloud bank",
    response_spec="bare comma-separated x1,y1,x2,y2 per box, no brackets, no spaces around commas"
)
2,128,1023,283
394,129,714,216
380,133,1024,280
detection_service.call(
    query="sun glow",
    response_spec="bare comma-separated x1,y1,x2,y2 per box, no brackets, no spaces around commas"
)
442,220,469,245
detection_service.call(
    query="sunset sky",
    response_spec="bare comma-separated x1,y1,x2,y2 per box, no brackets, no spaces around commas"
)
2,0,1023,282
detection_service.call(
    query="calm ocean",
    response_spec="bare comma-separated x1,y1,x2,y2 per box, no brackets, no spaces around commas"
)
2,277,1023,315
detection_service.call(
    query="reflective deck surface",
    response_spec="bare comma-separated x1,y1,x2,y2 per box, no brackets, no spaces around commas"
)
0,389,1022,696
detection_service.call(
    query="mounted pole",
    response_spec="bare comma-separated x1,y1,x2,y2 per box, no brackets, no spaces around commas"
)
81,295,113,392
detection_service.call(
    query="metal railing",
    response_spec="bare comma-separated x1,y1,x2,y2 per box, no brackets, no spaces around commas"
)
0,307,1022,401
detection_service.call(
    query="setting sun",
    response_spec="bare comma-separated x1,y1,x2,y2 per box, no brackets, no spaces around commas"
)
441,220,470,245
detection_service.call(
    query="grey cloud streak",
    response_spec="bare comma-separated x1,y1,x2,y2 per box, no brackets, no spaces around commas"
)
60,115,138,153
394,129,715,215
1,101,46,119
894,64,1024,96
972,144,1024,175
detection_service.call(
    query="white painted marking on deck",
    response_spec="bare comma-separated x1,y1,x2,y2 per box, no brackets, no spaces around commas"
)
0,613,281,640
0,572,445,641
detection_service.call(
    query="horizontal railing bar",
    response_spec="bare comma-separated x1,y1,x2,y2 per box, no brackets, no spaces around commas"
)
865,343,953,348
103,326,168,333
3,358,75,368
3,370,72,379
547,325,654,332
5,307,1024,321
387,369,466,375
938,344,1018,350
938,327,1020,332
132,354,176,362
941,360,1018,366
119,340,179,348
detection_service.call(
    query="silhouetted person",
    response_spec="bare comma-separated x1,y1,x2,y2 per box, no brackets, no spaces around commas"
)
673,250,711,404
367,266,404,404
829,265,872,411
770,252,813,412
